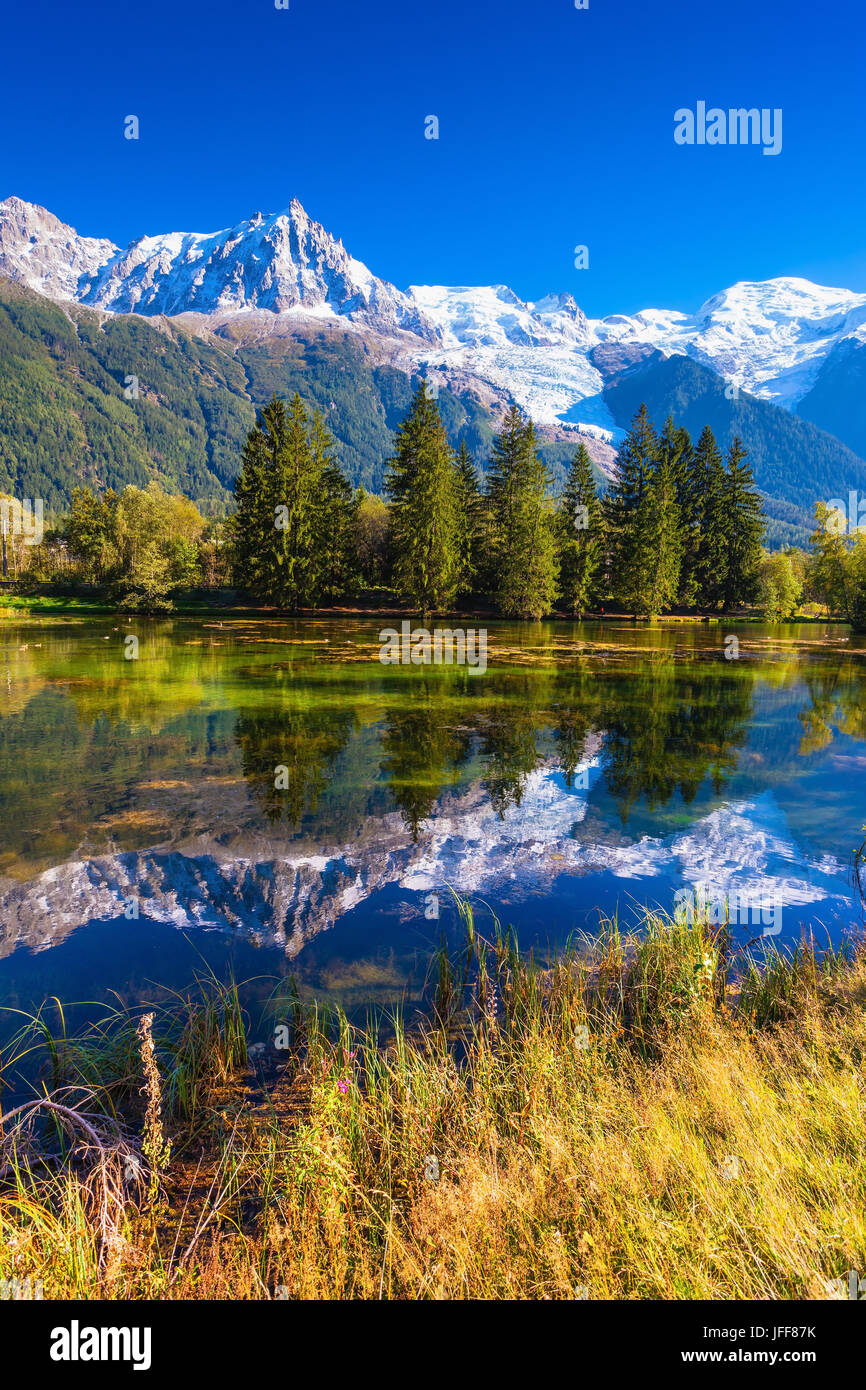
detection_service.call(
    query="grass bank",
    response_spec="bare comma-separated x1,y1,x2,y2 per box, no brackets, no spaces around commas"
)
2,585,839,624
1,905,863,1300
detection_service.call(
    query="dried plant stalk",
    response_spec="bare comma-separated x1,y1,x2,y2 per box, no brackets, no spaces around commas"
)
137,1013,171,1199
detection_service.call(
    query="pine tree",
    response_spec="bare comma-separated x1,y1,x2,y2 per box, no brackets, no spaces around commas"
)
386,381,461,619
310,409,354,602
658,417,695,604
558,442,603,616
604,404,659,616
232,394,288,598
232,393,353,610
687,425,728,609
659,416,693,505
486,406,559,618
720,437,765,610
269,393,318,610
454,440,482,600
640,446,682,616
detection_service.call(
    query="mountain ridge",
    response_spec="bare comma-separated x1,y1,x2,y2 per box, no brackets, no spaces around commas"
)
2,195,865,543
3,195,866,451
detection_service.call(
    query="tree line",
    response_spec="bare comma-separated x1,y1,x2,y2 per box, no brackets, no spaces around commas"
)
12,381,866,628
234,383,768,619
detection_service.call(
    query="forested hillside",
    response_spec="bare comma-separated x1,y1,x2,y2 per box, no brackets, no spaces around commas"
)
603,353,866,545
2,277,865,543
0,279,253,514
0,280,496,513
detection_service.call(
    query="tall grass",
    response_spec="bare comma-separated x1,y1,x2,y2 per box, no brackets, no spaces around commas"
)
1,904,863,1300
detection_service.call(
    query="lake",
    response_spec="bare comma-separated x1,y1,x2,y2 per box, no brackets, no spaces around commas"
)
1,615,864,1032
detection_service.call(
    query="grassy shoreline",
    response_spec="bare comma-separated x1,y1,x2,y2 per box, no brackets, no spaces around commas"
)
1,591,848,627
1,905,863,1300
0,579,845,623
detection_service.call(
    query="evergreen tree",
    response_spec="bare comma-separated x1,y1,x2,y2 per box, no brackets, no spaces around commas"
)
480,704,542,817
486,406,558,618
232,394,289,597
386,382,461,619
558,442,603,616
232,393,353,610
659,416,693,506
687,425,728,609
720,437,765,610
269,393,319,610
604,404,659,616
658,417,695,605
236,704,354,826
380,699,472,841
640,445,682,616
310,409,354,602
454,440,482,600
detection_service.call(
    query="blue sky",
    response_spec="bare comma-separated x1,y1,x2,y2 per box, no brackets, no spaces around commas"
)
4,0,865,316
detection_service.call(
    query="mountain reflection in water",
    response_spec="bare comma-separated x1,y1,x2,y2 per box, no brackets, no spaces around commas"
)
0,617,863,1016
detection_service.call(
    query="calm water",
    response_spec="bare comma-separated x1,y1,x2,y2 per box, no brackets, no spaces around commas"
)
1,615,864,1030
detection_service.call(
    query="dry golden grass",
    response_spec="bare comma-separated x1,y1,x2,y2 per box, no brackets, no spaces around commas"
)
1,908,864,1300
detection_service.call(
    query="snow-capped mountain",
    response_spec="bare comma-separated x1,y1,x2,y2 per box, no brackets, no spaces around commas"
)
3,193,866,443
592,278,866,407
409,275,866,435
0,195,436,339
0,758,851,958
409,283,614,437
0,195,118,303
